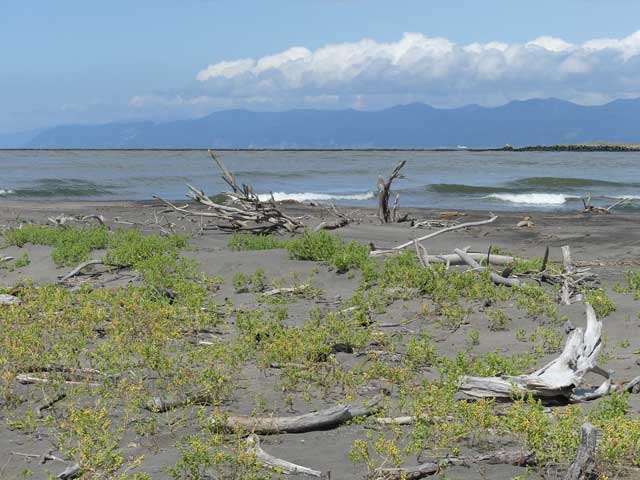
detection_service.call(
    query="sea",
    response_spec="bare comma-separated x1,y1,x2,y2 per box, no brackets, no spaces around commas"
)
1,149,640,212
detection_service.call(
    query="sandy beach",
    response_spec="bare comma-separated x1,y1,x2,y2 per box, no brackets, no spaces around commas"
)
1,199,640,479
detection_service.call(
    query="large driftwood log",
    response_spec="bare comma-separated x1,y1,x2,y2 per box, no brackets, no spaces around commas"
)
454,248,520,287
460,304,611,402
371,215,498,256
377,161,407,223
246,435,323,477
565,423,597,480
371,449,535,480
211,402,378,434
424,252,514,266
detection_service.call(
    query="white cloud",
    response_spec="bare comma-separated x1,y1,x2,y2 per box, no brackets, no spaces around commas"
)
132,31,640,115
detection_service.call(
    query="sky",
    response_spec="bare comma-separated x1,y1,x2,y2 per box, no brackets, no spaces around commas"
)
2,0,640,133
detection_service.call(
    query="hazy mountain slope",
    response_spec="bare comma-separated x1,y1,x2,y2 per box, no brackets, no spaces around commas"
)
20,98,640,148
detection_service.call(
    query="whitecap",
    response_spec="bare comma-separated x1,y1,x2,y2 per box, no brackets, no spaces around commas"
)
0,189,15,196
484,193,577,205
258,191,375,202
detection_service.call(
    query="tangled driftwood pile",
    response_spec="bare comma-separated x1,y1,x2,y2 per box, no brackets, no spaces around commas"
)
157,150,303,234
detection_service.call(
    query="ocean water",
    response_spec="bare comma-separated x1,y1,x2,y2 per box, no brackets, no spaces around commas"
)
1,149,640,212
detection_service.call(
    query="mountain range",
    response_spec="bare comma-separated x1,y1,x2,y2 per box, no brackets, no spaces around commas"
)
5,98,640,148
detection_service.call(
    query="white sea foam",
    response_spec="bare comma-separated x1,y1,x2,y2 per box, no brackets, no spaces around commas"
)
485,193,577,205
608,195,640,201
0,189,15,196
258,191,375,202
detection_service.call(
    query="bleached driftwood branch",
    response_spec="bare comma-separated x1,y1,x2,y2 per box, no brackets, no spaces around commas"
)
58,259,105,283
582,195,628,214
246,435,323,477
454,248,520,287
371,215,498,256
377,161,406,223
145,391,215,412
371,449,535,479
262,284,311,298
314,204,352,231
423,252,514,266
460,304,611,402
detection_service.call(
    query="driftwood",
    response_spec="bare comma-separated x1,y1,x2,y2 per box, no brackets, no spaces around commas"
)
262,285,311,298
371,215,498,256
565,423,597,480
145,391,215,412
412,219,459,229
211,401,379,434
541,245,598,305
371,449,535,479
16,367,105,387
413,252,514,266
246,435,323,477
454,248,520,287
157,150,302,233
34,392,66,418
56,463,82,480
0,293,22,306
582,195,628,214
314,217,349,231
315,204,353,231
58,259,106,283
377,161,406,223
460,304,610,402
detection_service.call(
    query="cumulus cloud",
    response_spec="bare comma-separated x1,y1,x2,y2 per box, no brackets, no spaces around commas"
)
133,31,640,114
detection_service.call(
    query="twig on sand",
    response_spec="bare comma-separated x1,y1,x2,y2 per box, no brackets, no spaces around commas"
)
58,259,106,283
370,215,498,256
370,449,535,479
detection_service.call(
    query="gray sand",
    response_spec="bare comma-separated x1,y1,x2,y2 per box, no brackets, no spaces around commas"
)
1,200,639,479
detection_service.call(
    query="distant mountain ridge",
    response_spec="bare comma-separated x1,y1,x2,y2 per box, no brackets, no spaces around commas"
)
9,98,640,148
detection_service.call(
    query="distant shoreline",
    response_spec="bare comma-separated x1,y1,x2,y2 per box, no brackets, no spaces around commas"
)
2,144,640,152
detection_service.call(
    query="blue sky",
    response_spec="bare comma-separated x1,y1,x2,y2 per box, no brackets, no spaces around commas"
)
2,0,640,133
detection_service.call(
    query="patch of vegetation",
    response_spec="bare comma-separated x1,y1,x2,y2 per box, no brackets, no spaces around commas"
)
581,287,617,318
232,269,267,294
286,230,375,277
4,224,109,266
486,308,511,331
615,269,640,298
228,232,289,251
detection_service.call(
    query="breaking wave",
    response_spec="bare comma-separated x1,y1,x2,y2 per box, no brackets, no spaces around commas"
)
485,193,579,205
0,189,15,196
258,191,375,202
